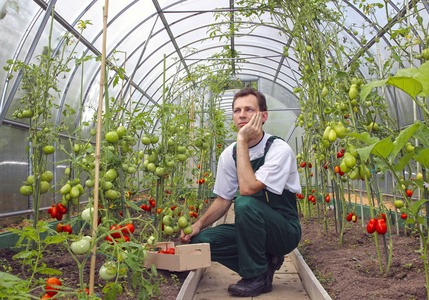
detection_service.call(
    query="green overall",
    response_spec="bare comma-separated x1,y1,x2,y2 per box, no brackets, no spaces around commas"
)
190,136,301,278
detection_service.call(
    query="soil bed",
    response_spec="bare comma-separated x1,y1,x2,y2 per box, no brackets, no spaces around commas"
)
299,210,427,300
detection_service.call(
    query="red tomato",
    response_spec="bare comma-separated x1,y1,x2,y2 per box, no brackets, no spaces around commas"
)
62,225,72,235
381,213,386,222
122,223,135,235
57,203,67,214
406,189,413,197
325,195,330,203
367,218,377,234
150,201,156,208
56,211,63,221
55,223,63,233
346,212,354,222
334,166,340,173
50,207,58,219
401,213,407,220
41,294,54,299
166,248,175,255
109,225,122,238
46,277,62,296
376,219,387,235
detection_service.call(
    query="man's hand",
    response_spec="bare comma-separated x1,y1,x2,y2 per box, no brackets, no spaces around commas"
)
237,112,263,144
180,224,200,244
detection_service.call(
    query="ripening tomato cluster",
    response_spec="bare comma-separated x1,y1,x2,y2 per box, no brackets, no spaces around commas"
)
197,178,205,184
299,162,312,168
42,277,62,298
55,222,72,234
106,223,135,244
296,193,304,199
158,247,175,255
48,203,67,221
347,212,358,223
367,216,387,235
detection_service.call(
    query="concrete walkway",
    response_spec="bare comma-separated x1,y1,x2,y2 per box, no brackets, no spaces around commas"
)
192,204,311,300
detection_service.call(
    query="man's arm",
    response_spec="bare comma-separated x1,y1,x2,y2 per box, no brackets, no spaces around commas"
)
236,113,266,195
180,196,232,243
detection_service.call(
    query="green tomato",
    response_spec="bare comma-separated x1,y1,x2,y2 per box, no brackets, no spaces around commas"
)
91,128,96,136
65,167,71,176
40,181,50,194
99,262,117,280
22,109,33,118
105,131,119,143
85,179,94,188
328,129,337,142
105,189,118,200
150,135,159,144
43,145,55,155
138,150,144,159
163,215,172,226
27,175,35,185
60,183,72,195
183,226,193,235
20,185,33,196
116,126,127,137
70,186,80,198
102,181,113,190
147,163,156,173
141,136,151,145
104,169,117,181
349,87,358,99
344,153,356,168
164,225,174,235
405,143,415,153
155,167,166,177
348,167,360,180
394,200,404,209
177,145,186,153
127,166,137,174
41,171,53,183
81,208,93,221
71,238,91,255
177,154,187,162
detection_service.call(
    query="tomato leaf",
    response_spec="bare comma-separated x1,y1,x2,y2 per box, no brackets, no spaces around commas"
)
356,144,376,161
347,132,379,145
414,147,429,168
394,151,414,172
410,198,428,216
412,120,429,148
371,136,393,159
391,122,420,158
360,78,388,101
404,217,415,224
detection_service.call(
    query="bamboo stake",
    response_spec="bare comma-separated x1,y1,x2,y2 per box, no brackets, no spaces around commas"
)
89,0,109,294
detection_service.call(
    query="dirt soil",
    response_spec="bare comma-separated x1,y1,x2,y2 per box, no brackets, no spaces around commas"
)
299,210,427,300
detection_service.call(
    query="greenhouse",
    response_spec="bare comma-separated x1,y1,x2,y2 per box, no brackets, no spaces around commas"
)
0,0,428,299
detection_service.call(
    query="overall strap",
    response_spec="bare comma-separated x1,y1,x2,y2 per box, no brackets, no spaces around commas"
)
232,135,281,166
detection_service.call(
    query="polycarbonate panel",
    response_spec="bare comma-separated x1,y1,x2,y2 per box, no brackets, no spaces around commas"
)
0,125,29,213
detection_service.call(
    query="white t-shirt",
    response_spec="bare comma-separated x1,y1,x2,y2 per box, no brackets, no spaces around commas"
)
213,133,301,200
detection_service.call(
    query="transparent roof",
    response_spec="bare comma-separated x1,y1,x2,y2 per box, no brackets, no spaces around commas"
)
0,0,428,130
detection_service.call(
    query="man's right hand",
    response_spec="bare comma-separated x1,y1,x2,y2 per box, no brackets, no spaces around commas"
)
180,224,200,243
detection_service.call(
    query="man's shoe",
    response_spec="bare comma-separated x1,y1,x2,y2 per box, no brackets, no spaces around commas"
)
262,254,285,293
227,272,268,297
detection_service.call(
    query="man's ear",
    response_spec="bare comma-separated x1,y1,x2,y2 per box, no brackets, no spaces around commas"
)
262,111,268,124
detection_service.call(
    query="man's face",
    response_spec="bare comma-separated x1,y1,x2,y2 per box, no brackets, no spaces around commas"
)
232,94,268,131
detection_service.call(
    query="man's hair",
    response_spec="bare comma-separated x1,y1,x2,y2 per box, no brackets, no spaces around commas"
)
232,87,267,112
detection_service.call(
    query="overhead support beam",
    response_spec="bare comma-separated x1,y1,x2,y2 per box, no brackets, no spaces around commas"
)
152,0,193,83
273,36,293,83
346,0,419,69
230,0,236,74
33,0,156,105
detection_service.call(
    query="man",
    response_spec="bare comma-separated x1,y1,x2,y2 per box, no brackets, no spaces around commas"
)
180,87,301,297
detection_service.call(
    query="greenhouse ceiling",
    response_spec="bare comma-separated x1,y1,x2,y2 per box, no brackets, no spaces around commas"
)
0,0,428,130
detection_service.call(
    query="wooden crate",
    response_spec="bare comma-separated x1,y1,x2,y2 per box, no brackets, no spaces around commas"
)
144,242,211,272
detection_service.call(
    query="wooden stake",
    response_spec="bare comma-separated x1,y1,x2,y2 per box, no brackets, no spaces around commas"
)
89,0,109,294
